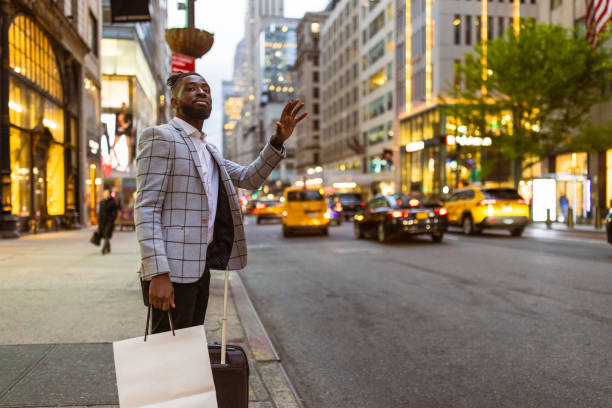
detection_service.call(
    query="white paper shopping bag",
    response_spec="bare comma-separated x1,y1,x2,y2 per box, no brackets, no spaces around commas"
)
113,323,218,408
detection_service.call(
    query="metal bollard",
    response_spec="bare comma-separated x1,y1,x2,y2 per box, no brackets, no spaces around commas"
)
546,208,552,229
567,207,574,229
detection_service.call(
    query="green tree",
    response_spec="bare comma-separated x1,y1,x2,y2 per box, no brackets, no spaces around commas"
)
443,21,612,186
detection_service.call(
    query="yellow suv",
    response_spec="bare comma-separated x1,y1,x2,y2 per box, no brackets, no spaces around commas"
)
444,187,529,236
281,187,330,237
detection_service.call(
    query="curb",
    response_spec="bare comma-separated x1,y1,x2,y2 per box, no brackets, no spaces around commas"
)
230,271,305,408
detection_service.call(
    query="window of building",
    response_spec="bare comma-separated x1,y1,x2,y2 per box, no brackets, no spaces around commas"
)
314,103,320,114
369,11,385,39
368,39,385,66
475,16,482,43
313,71,319,82
488,16,494,40
313,119,320,130
367,124,386,145
453,15,461,45
551,0,562,8
498,16,505,37
88,12,98,56
368,67,387,92
313,87,319,98
8,15,66,219
453,59,461,89
465,15,472,45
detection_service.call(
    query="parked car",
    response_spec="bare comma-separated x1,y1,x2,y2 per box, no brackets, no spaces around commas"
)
326,197,343,226
444,187,529,236
606,208,612,245
255,200,283,224
332,193,364,221
354,194,448,243
282,188,330,237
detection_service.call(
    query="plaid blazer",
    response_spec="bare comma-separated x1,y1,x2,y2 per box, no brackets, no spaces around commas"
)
135,118,285,283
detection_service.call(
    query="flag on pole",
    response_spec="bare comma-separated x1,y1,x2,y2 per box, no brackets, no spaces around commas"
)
585,0,612,45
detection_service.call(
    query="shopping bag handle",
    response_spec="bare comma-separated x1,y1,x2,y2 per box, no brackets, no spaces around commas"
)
144,305,175,341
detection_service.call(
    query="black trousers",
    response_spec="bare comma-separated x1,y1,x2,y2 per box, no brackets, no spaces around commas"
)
151,266,211,334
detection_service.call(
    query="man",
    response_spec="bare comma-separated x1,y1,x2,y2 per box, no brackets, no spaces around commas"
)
135,72,306,333
98,188,119,254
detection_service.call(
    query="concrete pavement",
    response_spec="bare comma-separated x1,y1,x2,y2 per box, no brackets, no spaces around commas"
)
0,228,301,407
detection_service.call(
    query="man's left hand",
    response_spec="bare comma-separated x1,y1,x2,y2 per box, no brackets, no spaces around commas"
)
270,100,308,148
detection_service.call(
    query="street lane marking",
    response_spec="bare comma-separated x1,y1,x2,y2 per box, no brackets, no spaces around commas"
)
444,235,459,241
332,248,382,254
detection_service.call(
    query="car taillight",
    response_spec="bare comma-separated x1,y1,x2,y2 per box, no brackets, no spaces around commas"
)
281,210,288,217
361,202,366,208
391,210,404,218
479,199,497,206
409,199,420,207
435,207,448,216
517,199,529,205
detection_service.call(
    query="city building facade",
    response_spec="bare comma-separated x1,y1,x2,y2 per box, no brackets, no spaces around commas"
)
230,0,300,194
536,0,612,224
320,0,368,194
222,80,243,160
294,12,328,181
98,0,170,218
0,0,102,237
396,0,538,199
360,0,396,196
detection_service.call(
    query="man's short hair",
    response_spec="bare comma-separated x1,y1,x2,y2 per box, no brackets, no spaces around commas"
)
166,72,203,93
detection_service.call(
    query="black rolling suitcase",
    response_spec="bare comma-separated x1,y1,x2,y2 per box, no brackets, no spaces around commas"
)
208,269,250,408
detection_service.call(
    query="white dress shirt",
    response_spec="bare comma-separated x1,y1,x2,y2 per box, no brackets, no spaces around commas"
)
173,117,219,244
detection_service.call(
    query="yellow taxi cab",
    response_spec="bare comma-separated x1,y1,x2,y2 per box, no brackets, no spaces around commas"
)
444,187,529,236
254,199,283,224
281,187,330,237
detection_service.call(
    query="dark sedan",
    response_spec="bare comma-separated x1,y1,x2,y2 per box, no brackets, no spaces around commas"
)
354,194,448,243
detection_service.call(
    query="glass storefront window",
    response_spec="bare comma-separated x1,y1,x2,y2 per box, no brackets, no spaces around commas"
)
9,128,31,217
8,15,63,101
47,144,65,215
8,15,67,223
555,153,588,175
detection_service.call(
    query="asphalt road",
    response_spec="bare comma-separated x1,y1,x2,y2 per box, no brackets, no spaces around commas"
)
239,218,612,408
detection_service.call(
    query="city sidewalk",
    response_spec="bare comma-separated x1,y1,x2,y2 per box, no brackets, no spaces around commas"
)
0,228,302,408
525,221,608,243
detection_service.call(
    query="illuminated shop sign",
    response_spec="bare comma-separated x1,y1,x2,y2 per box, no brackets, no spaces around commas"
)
446,135,492,147
405,141,425,152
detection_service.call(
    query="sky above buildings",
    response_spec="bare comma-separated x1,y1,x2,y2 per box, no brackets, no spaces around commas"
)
167,0,330,151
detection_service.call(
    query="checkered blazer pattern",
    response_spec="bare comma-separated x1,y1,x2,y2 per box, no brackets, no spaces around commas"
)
135,118,285,283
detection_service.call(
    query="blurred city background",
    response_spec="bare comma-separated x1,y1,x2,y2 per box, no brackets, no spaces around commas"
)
0,0,611,407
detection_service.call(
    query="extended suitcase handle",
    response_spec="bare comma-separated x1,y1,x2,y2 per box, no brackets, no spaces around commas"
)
221,268,229,364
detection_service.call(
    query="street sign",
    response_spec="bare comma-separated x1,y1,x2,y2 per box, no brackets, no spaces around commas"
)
171,53,196,74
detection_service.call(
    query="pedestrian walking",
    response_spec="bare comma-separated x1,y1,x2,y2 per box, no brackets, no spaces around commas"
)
135,72,307,333
98,188,119,254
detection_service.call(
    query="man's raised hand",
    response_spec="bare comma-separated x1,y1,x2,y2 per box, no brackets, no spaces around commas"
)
270,100,308,148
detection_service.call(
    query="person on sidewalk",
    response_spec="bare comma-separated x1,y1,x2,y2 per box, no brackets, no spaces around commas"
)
98,188,119,255
135,72,307,333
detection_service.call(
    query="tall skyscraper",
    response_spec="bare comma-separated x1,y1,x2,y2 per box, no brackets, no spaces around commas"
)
294,12,329,177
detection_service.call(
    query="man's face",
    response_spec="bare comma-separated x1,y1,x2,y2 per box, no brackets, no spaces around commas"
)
172,75,212,121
